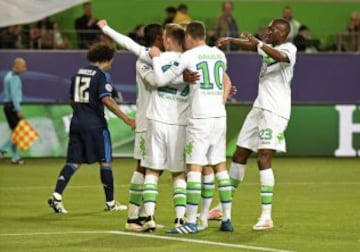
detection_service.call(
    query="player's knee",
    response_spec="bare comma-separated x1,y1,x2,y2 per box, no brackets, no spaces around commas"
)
232,148,248,164
257,151,273,169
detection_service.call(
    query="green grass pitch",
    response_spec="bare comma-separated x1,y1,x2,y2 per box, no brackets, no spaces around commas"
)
0,158,359,252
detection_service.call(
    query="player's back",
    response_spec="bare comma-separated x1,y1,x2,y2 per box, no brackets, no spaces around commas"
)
147,51,190,125
182,45,227,119
70,65,111,129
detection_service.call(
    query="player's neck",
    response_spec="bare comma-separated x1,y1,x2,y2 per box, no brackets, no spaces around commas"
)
92,62,108,71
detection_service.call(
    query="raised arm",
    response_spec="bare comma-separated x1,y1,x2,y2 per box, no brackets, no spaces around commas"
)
217,36,257,51
97,20,152,64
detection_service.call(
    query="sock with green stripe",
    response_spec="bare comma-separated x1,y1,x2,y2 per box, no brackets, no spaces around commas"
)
259,168,274,220
186,171,202,223
199,173,215,221
128,171,144,220
143,174,158,217
173,178,186,220
216,170,232,221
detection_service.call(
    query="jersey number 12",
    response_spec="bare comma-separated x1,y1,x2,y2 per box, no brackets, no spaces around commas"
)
74,76,90,103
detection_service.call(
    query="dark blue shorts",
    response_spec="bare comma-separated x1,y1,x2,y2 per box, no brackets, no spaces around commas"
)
4,103,20,130
66,127,112,164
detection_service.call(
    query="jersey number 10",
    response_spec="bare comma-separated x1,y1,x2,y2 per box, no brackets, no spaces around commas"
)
74,76,90,103
196,61,225,90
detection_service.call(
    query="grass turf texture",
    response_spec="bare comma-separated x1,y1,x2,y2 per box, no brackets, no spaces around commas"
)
0,158,359,252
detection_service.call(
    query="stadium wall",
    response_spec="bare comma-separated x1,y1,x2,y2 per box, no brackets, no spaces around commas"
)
51,0,360,47
0,104,359,158
0,51,359,158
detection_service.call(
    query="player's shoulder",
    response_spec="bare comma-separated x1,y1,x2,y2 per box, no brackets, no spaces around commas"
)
278,42,297,53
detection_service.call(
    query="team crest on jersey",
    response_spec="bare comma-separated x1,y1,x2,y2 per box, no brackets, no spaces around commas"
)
173,61,179,66
105,83,113,92
142,65,152,71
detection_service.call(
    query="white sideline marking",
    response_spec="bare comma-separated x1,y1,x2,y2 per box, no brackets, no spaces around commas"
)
0,230,295,252
0,181,359,191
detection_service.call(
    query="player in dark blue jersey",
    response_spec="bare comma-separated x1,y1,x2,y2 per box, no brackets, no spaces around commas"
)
48,42,135,214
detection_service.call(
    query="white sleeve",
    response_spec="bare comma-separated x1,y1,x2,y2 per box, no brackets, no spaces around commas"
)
152,56,186,86
102,25,152,64
278,43,297,66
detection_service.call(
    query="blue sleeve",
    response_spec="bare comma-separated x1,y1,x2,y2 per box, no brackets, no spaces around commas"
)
9,76,22,112
98,71,112,99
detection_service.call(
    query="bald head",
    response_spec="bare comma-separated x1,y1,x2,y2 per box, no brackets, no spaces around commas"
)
12,58,27,74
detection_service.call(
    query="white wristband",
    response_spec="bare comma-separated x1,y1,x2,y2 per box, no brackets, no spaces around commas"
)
257,41,264,51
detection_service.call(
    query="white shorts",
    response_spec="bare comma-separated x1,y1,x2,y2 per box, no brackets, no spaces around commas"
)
133,131,147,160
185,117,226,166
141,120,186,173
237,107,289,152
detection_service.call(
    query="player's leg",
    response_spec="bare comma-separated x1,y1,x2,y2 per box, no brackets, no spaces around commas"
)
253,149,275,230
198,166,214,230
142,168,161,231
209,108,257,219
48,162,80,214
125,160,145,231
171,172,186,227
98,129,127,211
126,131,146,231
140,120,166,232
167,124,187,228
48,127,82,214
166,118,208,234
253,110,288,230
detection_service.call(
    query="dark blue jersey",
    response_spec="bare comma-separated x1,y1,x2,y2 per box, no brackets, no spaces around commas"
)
69,65,113,129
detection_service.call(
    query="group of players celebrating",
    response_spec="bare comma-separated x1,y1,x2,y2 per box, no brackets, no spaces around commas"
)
47,17,297,235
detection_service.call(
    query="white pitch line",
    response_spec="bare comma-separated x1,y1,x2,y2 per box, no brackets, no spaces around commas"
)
0,230,295,252
0,181,359,191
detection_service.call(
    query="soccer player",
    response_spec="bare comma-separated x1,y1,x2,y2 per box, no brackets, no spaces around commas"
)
0,58,27,164
97,20,164,231
149,21,234,234
98,20,199,232
211,19,297,230
48,42,135,214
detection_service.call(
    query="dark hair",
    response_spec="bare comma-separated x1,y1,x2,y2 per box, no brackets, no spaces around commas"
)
164,23,185,47
178,3,188,11
299,25,309,32
166,6,177,13
144,24,163,46
86,42,115,63
83,2,91,7
186,21,206,40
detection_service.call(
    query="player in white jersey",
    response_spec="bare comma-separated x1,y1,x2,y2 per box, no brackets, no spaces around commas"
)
210,19,297,230
98,21,199,232
149,21,234,234
97,20,164,232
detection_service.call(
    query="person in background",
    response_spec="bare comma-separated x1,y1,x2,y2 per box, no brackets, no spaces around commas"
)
282,6,301,41
0,58,27,164
128,24,146,46
47,42,135,214
210,1,240,51
163,6,177,26
293,25,320,53
173,4,192,24
74,2,100,49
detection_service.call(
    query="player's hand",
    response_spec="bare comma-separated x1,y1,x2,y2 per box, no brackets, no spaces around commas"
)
183,69,200,84
17,111,24,120
243,32,259,46
125,117,136,130
216,37,232,47
229,85,238,96
149,46,161,58
97,19,108,29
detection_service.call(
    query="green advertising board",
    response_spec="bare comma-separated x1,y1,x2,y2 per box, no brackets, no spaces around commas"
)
0,104,359,158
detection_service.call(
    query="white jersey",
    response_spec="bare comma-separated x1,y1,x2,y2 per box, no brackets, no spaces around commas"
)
254,42,297,120
147,51,190,125
153,45,227,119
135,59,154,132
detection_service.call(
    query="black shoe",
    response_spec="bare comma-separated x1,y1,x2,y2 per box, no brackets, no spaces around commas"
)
11,159,25,165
